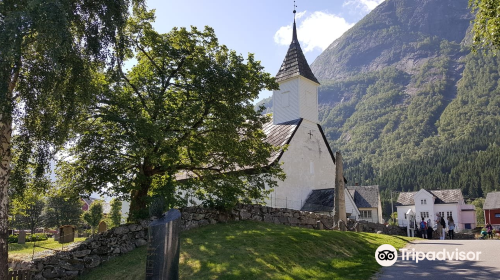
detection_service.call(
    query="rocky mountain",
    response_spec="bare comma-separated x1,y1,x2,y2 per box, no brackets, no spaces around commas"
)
266,0,500,217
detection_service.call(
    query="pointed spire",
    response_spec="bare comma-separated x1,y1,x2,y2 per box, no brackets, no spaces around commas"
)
275,1,319,84
292,1,298,44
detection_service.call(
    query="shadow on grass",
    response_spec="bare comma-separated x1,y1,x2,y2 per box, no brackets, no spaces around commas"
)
179,221,413,280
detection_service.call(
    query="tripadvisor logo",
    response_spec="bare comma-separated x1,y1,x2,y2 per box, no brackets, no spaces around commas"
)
375,244,483,266
375,244,398,266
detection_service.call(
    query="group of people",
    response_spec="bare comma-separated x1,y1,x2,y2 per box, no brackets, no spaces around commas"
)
418,213,456,240
480,223,494,239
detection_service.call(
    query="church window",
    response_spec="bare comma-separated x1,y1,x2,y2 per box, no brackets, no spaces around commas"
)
446,211,452,218
420,212,429,218
421,199,426,205
495,214,500,218
282,91,289,107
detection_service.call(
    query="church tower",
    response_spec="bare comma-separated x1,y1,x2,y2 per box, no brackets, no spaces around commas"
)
273,8,320,125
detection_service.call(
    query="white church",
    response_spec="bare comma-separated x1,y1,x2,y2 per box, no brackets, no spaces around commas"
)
178,13,381,221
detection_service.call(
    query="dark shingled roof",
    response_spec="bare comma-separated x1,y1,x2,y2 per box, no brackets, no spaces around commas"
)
347,186,380,208
301,189,335,212
263,118,302,165
484,192,500,210
396,189,463,206
275,20,319,84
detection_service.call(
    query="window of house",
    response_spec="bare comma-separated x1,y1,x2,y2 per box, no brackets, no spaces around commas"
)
421,199,427,205
447,211,452,218
360,210,372,219
438,212,444,218
420,212,429,218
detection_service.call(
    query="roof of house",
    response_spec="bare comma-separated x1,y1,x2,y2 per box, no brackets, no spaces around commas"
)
275,20,319,84
81,197,111,214
301,189,335,212
484,192,500,210
347,185,380,208
396,189,463,206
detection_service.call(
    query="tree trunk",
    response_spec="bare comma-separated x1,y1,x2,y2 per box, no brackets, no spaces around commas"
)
129,182,151,221
0,118,12,279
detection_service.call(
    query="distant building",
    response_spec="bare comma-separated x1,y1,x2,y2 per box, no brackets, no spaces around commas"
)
347,185,383,223
300,188,360,219
484,191,500,229
396,189,477,231
81,197,111,214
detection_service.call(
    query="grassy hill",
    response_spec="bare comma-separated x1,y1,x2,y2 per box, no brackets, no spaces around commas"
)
77,221,414,280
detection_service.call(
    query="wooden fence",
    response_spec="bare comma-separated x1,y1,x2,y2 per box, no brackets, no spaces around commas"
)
8,270,32,280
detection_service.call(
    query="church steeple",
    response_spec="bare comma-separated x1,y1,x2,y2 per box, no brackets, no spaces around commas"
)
273,2,319,125
275,3,319,84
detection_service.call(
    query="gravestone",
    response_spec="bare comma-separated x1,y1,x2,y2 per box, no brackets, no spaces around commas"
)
18,231,26,244
54,232,60,242
146,209,181,280
59,225,75,243
98,221,107,233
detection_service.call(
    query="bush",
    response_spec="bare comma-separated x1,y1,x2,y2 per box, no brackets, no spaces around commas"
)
8,235,18,243
27,233,48,242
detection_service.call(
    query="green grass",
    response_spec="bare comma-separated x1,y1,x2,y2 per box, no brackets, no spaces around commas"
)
78,221,415,280
9,238,87,260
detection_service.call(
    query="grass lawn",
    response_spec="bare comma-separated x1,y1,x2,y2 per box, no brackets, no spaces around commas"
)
9,237,87,261
78,221,415,280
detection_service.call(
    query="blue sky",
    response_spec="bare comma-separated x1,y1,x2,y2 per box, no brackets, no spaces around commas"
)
141,0,384,102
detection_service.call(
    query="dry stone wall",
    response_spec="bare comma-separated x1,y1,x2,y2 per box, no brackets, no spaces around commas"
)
9,204,406,279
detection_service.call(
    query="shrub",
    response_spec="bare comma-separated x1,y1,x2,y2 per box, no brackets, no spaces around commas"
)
8,235,18,243
27,233,48,242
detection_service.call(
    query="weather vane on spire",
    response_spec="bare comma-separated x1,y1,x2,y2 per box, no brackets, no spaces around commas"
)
293,0,297,18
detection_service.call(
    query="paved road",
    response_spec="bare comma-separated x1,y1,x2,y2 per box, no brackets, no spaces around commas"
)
375,239,500,280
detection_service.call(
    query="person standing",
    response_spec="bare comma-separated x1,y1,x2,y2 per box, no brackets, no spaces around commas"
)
420,217,428,239
447,216,455,240
436,214,442,240
427,218,434,240
440,215,446,240
486,223,493,239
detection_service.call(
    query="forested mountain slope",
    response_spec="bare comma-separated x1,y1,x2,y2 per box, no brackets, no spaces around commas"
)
265,0,500,217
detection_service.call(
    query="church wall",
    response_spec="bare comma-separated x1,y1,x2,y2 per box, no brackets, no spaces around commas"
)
268,119,336,210
298,77,319,124
273,78,300,124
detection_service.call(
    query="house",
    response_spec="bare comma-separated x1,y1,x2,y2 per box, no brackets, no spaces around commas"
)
300,188,360,219
396,189,477,231
484,191,500,230
347,185,383,223
81,197,111,214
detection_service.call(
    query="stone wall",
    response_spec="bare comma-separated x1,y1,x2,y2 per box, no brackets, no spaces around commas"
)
9,204,406,279
9,221,150,279
180,204,335,231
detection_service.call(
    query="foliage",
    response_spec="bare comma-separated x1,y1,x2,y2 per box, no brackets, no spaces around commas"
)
471,198,485,226
44,194,83,228
0,0,142,277
7,235,17,244
9,237,86,259
10,192,45,234
58,13,284,220
388,212,398,226
77,221,415,280
109,198,122,228
468,0,500,51
82,200,103,236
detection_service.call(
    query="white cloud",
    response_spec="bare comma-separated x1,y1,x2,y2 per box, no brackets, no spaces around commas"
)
343,0,384,13
274,11,354,53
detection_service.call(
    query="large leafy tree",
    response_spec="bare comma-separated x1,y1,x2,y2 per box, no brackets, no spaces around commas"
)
58,13,284,219
0,0,141,277
44,194,83,228
469,0,500,50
